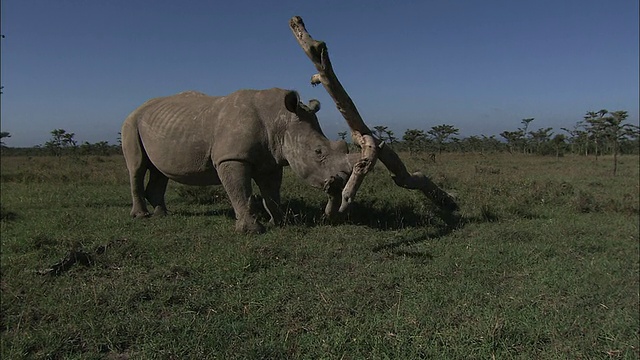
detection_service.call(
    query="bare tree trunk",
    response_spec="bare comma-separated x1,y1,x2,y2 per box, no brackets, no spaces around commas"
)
289,16,459,215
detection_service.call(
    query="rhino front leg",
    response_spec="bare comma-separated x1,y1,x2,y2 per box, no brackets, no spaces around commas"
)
254,168,284,226
217,160,265,234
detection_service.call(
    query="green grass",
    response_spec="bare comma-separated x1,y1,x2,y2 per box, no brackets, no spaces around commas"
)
1,153,638,359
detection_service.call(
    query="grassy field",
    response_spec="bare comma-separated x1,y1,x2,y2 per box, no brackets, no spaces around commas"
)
1,152,638,359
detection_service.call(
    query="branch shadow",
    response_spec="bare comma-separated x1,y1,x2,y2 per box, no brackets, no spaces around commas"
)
370,225,454,260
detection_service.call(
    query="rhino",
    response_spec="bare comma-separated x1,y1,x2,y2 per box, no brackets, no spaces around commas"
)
122,16,459,234
122,88,358,233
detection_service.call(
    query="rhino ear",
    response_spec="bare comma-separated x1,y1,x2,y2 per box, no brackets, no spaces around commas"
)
284,91,300,114
308,99,321,113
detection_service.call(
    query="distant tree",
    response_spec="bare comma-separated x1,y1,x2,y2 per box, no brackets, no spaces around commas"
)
481,135,503,153
372,125,397,145
373,125,387,139
94,141,110,156
461,135,481,153
79,140,119,156
80,141,94,155
500,130,524,154
383,128,397,145
63,132,77,149
427,124,459,154
520,118,535,153
0,131,10,147
561,124,589,156
402,129,427,155
337,131,347,142
600,110,638,175
528,127,553,154
44,129,77,156
551,134,566,159
583,109,608,160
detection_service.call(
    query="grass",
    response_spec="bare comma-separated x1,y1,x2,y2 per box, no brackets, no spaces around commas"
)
1,153,638,359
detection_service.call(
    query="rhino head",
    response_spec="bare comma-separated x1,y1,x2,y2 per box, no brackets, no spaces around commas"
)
281,91,360,217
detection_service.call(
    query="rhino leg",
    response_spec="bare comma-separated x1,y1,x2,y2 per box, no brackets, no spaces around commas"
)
254,168,283,226
217,160,265,234
145,165,169,216
122,128,150,218
128,165,150,218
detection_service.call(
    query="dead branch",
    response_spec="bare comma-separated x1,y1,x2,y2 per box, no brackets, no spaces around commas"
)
289,16,378,210
289,16,459,216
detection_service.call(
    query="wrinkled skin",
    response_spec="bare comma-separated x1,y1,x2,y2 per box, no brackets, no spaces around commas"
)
122,88,355,233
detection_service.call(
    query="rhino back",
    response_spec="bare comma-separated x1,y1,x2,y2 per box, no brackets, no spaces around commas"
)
134,89,290,183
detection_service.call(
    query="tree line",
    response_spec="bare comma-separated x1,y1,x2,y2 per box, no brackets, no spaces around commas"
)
0,129,122,156
1,109,638,162
359,110,639,160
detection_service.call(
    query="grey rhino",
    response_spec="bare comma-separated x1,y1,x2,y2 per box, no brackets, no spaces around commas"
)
121,88,358,233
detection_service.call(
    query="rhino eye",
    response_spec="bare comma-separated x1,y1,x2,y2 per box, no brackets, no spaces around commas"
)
315,148,323,155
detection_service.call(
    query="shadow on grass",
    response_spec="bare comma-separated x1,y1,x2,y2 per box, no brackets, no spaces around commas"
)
1,206,18,221
171,208,235,219
371,226,454,260
278,197,463,231
169,195,466,233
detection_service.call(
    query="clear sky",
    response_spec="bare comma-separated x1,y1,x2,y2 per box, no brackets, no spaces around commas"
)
1,0,638,147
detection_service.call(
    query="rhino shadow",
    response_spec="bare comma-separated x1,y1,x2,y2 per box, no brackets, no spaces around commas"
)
172,194,463,232
278,197,462,231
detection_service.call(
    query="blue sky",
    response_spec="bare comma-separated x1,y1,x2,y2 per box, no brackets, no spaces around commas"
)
1,0,638,147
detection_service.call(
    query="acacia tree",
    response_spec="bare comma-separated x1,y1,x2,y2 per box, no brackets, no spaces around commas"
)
520,118,535,153
383,128,397,146
600,111,638,175
373,125,387,140
528,127,553,154
461,135,482,152
402,129,427,155
427,124,459,154
372,125,397,146
561,124,589,156
481,135,503,152
337,131,347,141
500,130,524,154
583,109,608,160
551,134,566,159
44,129,77,156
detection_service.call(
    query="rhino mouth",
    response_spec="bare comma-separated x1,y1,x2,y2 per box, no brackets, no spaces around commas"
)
322,171,349,196
322,171,350,218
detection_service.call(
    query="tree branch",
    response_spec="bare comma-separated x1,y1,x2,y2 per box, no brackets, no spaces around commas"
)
289,16,459,216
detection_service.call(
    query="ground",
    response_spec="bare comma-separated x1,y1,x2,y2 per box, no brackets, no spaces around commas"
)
1,153,638,359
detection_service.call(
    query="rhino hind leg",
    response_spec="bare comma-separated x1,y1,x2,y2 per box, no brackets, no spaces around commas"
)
122,129,151,218
145,166,169,216
254,169,284,226
217,160,265,234
128,164,150,218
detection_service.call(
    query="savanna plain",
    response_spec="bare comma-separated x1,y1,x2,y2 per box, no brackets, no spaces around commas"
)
1,152,638,359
